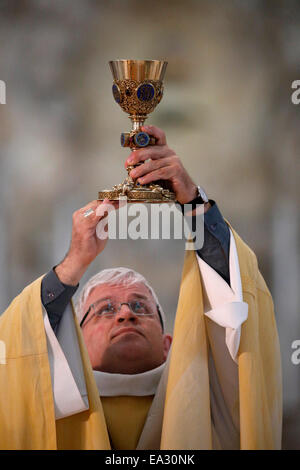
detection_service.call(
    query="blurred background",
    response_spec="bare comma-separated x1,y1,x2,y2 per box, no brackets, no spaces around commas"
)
0,0,299,449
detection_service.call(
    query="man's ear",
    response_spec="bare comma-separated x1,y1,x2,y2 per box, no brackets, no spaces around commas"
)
162,334,172,360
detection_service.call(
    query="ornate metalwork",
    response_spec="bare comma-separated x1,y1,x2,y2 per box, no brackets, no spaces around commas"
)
112,79,163,115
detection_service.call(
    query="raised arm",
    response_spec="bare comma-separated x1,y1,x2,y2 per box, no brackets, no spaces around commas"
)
42,199,117,332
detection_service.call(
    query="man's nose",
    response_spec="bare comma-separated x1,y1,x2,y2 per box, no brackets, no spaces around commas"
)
115,304,138,323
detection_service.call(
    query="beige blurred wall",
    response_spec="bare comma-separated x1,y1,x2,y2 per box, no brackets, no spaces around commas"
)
0,0,299,449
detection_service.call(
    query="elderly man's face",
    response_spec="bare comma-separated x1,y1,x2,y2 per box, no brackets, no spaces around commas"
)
81,282,172,374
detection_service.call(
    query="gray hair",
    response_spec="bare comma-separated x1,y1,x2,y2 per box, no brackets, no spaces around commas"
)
75,267,166,330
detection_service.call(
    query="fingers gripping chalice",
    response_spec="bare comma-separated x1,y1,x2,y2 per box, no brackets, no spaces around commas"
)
98,60,176,203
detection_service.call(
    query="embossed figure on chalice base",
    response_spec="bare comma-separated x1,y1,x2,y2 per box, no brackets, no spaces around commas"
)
98,60,176,203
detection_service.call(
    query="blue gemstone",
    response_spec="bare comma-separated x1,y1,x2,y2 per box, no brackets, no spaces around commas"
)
134,132,150,147
137,83,155,102
112,83,121,103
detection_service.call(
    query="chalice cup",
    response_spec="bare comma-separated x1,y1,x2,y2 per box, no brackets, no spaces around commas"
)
98,60,176,203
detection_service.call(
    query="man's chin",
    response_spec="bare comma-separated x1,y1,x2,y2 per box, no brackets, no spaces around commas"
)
110,335,148,360
96,340,163,374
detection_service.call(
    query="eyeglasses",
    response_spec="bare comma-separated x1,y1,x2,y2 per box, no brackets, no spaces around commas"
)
80,298,164,331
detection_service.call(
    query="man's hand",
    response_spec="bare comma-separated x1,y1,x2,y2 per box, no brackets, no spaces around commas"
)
125,125,198,205
55,199,116,286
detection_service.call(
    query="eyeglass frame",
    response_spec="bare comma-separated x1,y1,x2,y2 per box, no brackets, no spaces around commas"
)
79,297,164,332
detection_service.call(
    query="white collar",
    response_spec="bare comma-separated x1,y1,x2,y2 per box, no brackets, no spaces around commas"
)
93,363,165,397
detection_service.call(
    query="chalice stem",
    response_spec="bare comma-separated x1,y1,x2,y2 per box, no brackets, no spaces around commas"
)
130,115,147,133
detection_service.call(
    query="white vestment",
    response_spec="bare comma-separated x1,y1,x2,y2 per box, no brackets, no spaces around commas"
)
43,229,248,449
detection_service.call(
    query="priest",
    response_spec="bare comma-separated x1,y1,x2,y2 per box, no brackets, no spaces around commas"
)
0,126,282,450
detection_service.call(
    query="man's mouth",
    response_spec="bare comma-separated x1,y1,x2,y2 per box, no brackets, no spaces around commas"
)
112,327,144,339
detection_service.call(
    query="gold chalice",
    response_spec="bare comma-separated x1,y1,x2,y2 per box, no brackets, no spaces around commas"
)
98,60,176,203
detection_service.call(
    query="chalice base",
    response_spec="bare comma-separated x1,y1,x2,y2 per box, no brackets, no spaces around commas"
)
98,179,176,203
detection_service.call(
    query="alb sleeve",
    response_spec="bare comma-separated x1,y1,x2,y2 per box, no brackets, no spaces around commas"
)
198,201,230,285
41,268,79,333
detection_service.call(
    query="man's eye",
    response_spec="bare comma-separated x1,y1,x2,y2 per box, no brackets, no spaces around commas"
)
132,301,146,313
99,303,115,315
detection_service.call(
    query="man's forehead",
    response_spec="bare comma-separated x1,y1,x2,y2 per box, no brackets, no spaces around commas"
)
85,281,154,305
